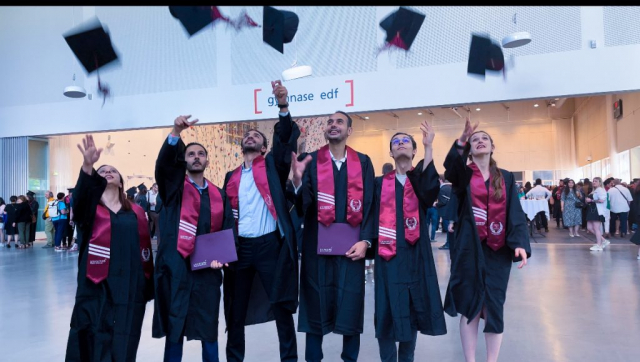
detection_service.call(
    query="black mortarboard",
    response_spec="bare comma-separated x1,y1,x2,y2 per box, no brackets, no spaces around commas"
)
138,183,147,191
26,190,35,197
467,34,504,77
126,187,137,198
169,6,222,37
67,188,75,193
379,7,425,51
63,17,119,75
263,6,299,54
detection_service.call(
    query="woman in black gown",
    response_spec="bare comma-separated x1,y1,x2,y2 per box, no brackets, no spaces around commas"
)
444,119,531,362
65,134,156,362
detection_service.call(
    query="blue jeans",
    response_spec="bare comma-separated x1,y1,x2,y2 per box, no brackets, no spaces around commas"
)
164,338,219,362
426,207,439,241
53,219,67,247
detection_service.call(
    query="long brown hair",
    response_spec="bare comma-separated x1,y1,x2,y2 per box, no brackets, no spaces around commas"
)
465,131,504,201
96,165,132,211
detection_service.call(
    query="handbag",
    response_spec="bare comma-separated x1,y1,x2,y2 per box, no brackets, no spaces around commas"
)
574,201,585,209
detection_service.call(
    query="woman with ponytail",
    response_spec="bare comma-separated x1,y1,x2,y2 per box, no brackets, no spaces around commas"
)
65,134,155,361
443,119,531,362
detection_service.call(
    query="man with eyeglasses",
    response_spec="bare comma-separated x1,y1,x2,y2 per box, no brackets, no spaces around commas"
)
371,125,447,361
290,110,376,362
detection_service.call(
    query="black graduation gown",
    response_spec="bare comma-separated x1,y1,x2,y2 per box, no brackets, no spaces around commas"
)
293,147,376,336
152,138,235,343
443,142,531,334
222,112,301,326
66,168,154,362
372,160,447,342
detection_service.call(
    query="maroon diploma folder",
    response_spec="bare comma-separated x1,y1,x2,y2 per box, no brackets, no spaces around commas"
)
190,229,237,271
317,223,361,256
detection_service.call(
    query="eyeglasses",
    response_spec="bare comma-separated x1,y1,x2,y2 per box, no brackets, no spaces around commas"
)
391,137,412,146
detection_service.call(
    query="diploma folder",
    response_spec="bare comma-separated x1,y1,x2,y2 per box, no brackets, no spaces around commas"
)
317,223,361,256
190,229,238,271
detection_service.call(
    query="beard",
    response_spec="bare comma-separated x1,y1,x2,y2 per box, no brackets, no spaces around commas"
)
186,161,205,174
242,142,263,154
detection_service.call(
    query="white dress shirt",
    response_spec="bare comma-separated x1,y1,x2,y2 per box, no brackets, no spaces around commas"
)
608,185,633,213
237,162,277,238
526,185,552,200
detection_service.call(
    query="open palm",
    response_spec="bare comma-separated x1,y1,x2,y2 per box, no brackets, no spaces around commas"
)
77,134,103,167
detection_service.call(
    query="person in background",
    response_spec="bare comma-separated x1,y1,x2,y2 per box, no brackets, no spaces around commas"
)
561,179,584,238
517,186,525,200
602,178,614,238
147,183,160,239
42,191,56,248
628,179,640,234
15,195,32,249
63,188,74,249
524,181,532,194
27,191,39,248
526,178,552,232
135,183,149,214
552,179,565,229
4,196,18,248
581,179,593,232
66,188,79,252
52,192,69,251
585,177,609,252
0,198,6,246
608,179,633,238
437,175,453,250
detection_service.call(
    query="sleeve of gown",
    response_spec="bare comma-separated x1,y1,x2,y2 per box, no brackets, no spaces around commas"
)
444,141,471,190
359,155,377,242
71,167,107,225
506,172,532,261
293,155,314,217
407,159,440,211
443,189,459,223
219,188,236,231
367,177,383,259
155,136,187,208
271,112,301,193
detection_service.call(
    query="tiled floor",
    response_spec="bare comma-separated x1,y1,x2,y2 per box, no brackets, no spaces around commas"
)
1,225,639,361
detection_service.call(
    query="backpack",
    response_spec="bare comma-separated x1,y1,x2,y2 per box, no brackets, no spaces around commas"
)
48,200,61,217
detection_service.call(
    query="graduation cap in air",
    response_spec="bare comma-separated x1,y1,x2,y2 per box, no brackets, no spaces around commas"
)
137,183,147,192
379,7,426,52
169,6,231,36
263,6,299,54
63,17,119,107
26,190,36,197
126,187,137,198
467,34,505,78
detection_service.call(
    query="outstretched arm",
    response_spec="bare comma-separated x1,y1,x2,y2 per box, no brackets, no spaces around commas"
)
270,80,301,191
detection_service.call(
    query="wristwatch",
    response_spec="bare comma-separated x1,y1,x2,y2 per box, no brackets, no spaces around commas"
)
277,103,289,109
364,240,372,248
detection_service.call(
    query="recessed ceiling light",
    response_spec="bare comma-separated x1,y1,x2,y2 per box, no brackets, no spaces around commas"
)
551,103,556,107
417,112,423,115
534,104,539,107
476,108,481,111
555,98,560,100
364,116,369,120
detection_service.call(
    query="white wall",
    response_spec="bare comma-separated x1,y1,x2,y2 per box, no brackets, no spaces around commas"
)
3,6,640,138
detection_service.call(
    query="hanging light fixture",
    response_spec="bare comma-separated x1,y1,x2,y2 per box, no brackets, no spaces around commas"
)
502,13,531,48
63,7,86,98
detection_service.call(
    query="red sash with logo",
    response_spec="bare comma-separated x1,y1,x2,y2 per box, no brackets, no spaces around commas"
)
177,176,224,258
87,204,153,284
316,145,363,227
469,162,507,251
226,155,277,223
378,170,420,261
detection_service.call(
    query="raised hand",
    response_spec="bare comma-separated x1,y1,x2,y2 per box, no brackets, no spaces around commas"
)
271,80,288,105
172,115,199,137
459,117,479,144
291,151,312,189
77,134,103,174
420,120,435,147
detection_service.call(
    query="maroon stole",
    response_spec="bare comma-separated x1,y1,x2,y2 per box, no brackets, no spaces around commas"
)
86,203,153,284
226,155,278,223
378,170,420,261
469,162,507,251
177,176,224,258
316,145,363,227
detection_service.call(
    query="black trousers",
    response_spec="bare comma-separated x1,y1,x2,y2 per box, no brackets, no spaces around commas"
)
534,211,548,230
305,333,360,362
226,232,297,362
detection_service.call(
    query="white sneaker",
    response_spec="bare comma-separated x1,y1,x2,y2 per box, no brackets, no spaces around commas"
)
590,245,603,251
602,240,610,249
637,254,640,260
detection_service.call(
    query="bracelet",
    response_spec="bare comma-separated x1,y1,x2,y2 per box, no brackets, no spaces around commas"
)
277,103,289,108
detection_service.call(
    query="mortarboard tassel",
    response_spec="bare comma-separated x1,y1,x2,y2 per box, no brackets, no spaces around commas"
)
95,54,110,108
376,31,408,56
230,10,260,31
